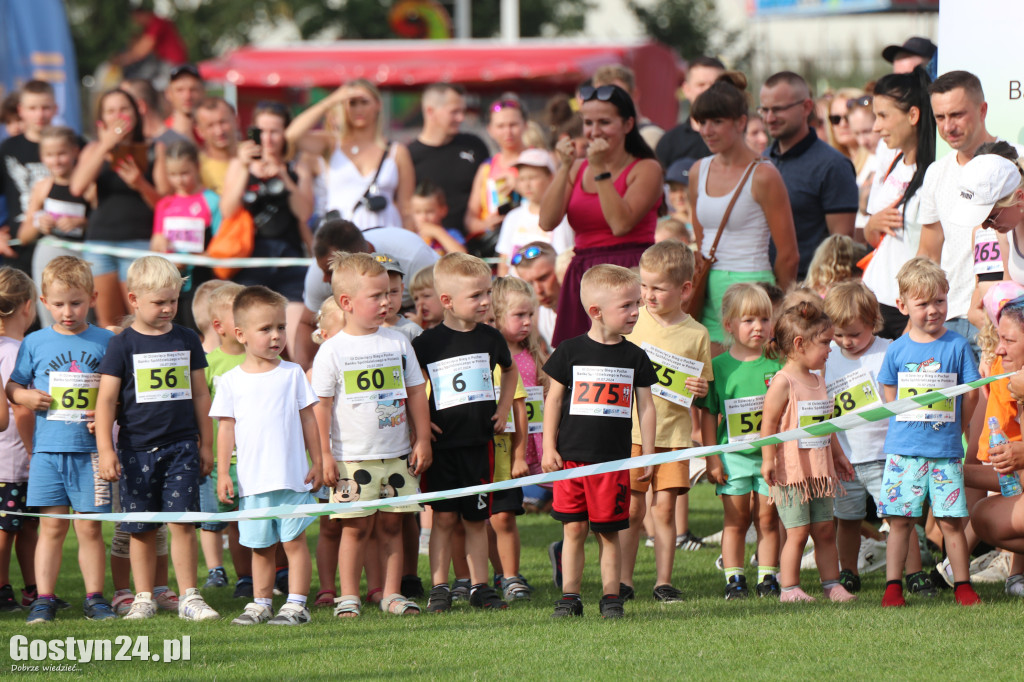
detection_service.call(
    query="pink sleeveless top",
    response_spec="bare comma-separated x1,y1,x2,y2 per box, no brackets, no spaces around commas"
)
566,159,658,250
771,369,838,504
513,348,545,480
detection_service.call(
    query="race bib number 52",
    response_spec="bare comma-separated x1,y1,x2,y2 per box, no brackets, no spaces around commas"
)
133,351,191,403
569,366,633,418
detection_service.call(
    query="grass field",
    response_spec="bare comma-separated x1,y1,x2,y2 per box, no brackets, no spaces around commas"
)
2,483,1022,680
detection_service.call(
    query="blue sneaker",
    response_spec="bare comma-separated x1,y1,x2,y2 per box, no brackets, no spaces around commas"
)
205,567,229,589
234,576,254,599
548,541,563,589
26,598,57,624
83,595,117,621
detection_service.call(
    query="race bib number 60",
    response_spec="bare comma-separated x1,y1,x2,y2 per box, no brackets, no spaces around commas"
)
341,352,406,404
133,351,191,403
569,366,634,418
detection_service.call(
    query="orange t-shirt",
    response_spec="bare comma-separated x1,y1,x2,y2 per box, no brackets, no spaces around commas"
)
978,356,1021,462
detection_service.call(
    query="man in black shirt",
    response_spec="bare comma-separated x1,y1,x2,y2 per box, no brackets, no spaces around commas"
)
655,57,724,170
408,84,489,239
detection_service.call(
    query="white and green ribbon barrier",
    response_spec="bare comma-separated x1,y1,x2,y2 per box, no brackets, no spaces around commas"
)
9,371,1008,524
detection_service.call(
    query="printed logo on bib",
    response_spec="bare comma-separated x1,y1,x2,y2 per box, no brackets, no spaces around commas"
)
973,228,1003,276
640,343,703,408
427,353,494,411
163,216,206,253
341,352,407,404
47,371,100,422
724,395,765,444
569,366,633,418
526,386,544,434
133,351,191,403
896,364,955,422
826,369,881,418
797,399,834,448
42,198,86,238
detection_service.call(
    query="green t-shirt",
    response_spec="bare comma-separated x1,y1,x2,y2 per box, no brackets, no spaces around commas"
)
700,352,782,458
206,347,246,463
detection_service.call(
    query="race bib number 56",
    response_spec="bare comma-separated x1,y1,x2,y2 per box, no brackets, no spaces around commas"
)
569,366,633,418
133,351,191,403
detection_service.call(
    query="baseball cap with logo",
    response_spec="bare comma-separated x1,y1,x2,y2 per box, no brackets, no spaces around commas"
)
949,154,1023,228
665,158,697,186
514,148,557,174
373,253,405,276
881,37,937,64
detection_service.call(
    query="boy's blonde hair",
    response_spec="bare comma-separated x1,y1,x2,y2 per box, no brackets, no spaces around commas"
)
805,234,857,295
720,282,773,344
823,280,884,332
232,285,287,327
312,296,344,345
654,218,690,244
41,255,93,296
639,240,694,286
410,265,435,295
433,252,491,296
191,280,229,332
580,264,640,309
207,282,245,323
126,255,184,294
329,251,386,299
897,257,948,300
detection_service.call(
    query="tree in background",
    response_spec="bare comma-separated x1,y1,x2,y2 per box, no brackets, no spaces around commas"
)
628,0,751,72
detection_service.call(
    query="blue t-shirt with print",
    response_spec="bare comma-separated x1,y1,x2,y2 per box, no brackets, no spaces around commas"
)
97,324,208,451
10,325,114,454
877,330,980,458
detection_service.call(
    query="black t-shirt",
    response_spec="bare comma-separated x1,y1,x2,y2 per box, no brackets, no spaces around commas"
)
543,334,657,463
408,133,489,235
87,160,156,242
46,182,90,242
97,324,208,451
412,322,512,449
242,169,302,246
655,122,710,170
0,135,47,274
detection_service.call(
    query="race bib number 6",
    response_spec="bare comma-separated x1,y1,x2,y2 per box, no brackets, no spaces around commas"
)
47,372,100,421
569,366,634,418
133,351,191,403
896,371,956,423
427,353,494,411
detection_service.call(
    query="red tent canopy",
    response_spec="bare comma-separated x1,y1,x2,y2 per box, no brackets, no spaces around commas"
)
199,39,685,128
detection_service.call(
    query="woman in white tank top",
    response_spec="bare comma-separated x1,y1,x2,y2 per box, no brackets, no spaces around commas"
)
688,72,799,348
286,79,415,231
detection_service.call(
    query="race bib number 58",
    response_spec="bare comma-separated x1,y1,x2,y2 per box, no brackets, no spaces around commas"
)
133,351,191,403
569,366,633,418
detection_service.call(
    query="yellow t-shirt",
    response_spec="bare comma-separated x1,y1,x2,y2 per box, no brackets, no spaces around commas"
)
627,308,713,448
200,154,230,195
492,365,527,482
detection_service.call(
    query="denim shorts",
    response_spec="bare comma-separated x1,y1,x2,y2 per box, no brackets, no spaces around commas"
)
834,460,885,520
83,239,152,279
239,489,316,549
118,439,201,533
877,454,968,519
26,452,112,512
198,476,226,532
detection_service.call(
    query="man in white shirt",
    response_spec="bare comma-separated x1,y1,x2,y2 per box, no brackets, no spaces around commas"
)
513,241,560,349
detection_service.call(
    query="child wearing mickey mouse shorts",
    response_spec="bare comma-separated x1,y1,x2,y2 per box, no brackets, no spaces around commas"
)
312,253,432,618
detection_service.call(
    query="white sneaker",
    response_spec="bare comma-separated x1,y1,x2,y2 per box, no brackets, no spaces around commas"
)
800,549,817,570
418,530,430,556
268,601,311,625
935,558,954,587
973,551,1012,584
857,538,887,574
123,592,156,620
1005,574,1024,597
644,537,655,548
231,602,272,625
970,549,1001,575
701,529,723,545
178,588,220,621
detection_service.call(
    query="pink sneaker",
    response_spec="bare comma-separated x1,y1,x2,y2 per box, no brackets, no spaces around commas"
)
155,589,179,612
779,586,816,603
112,589,134,616
823,583,858,602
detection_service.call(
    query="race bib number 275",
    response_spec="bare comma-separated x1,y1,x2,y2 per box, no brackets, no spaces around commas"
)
569,366,634,418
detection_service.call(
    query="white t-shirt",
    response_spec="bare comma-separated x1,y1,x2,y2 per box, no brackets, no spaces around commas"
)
824,335,890,465
919,142,1024,319
310,327,425,462
386,316,423,343
862,146,918,307
209,361,318,496
495,202,574,264
537,305,556,350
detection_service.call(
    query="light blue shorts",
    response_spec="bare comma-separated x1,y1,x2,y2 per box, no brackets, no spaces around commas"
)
239,489,316,549
83,239,151,279
878,454,968,519
834,460,885,520
26,452,112,512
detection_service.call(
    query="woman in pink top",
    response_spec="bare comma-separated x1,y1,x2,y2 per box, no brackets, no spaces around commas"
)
540,84,663,345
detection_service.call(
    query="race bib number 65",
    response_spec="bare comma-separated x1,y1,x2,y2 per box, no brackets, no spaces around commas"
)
569,366,633,418
133,351,191,403
47,372,100,421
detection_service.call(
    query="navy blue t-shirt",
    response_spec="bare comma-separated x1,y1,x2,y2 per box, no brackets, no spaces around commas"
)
97,324,207,450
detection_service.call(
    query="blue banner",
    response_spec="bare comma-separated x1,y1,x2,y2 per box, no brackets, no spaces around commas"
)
0,0,81,132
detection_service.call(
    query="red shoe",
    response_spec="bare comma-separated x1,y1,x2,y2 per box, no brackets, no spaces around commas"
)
881,582,906,607
954,583,981,606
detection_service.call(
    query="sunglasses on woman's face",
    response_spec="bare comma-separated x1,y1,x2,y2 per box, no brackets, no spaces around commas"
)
828,114,849,126
511,245,545,266
578,85,617,103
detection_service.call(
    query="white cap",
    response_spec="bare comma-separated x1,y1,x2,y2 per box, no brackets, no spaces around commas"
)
514,148,557,174
950,154,1022,228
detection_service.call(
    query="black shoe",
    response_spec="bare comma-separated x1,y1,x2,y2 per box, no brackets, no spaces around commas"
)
929,567,952,590
469,585,507,610
653,583,684,603
907,571,938,598
400,574,425,599
618,583,635,600
838,569,861,594
233,576,254,599
426,584,451,613
599,595,625,619
273,568,289,596
551,595,584,617
724,575,749,600
756,574,781,598
0,584,19,612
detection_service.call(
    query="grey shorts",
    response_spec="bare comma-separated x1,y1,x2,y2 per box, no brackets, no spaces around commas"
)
834,460,885,521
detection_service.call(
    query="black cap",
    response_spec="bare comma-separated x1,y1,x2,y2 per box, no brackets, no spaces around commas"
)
169,64,202,82
665,157,697,186
882,37,936,63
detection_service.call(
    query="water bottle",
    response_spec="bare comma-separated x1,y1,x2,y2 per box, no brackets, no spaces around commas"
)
987,417,1023,497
